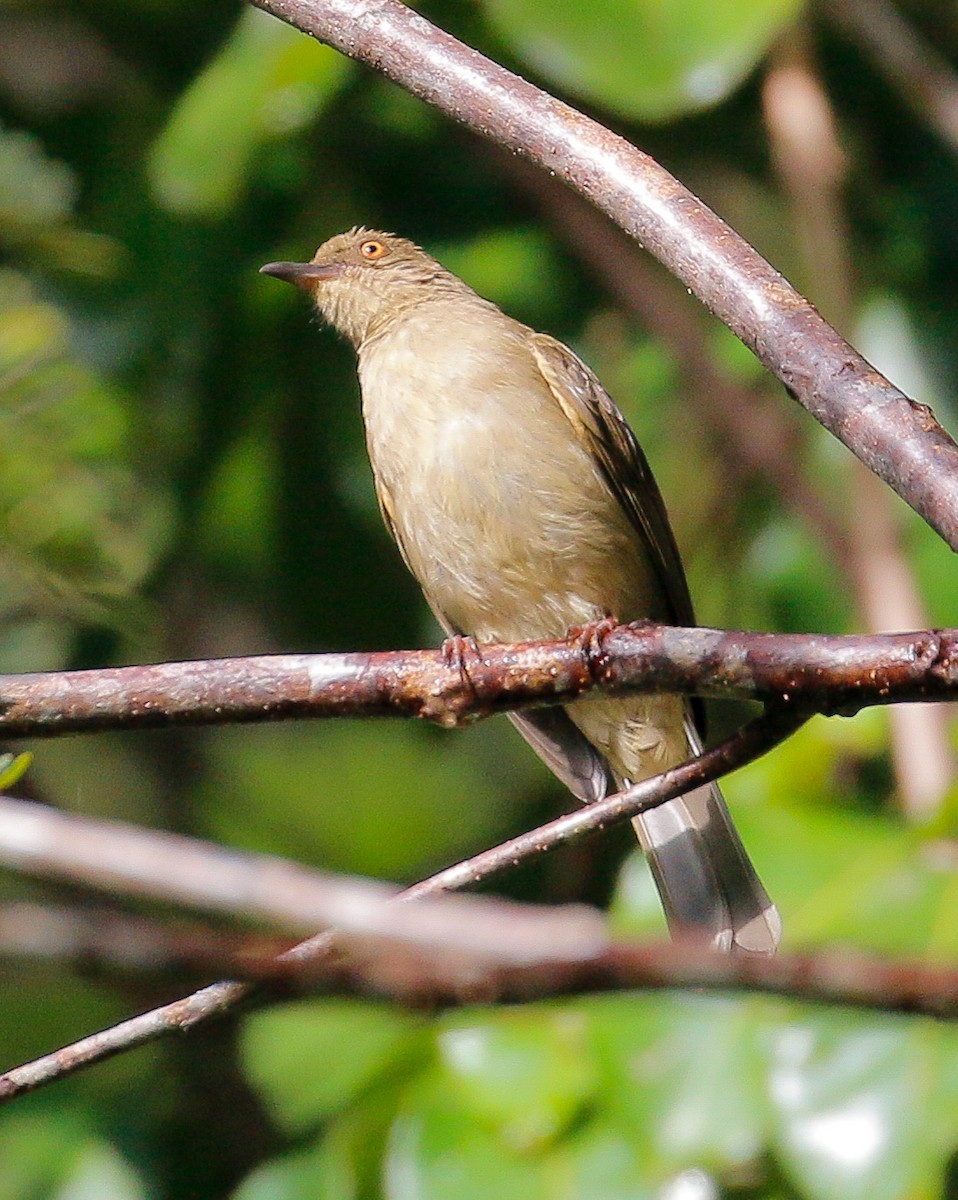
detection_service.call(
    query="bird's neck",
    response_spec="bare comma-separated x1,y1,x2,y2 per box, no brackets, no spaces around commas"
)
316,275,479,349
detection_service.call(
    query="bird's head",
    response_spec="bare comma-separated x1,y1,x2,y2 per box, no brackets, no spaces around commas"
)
260,227,464,346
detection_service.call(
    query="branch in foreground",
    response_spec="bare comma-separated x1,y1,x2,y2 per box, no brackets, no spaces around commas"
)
0,704,803,1102
5,901,958,1025
251,0,958,551
0,795,606,955
0,625,956,737
0,902,293,979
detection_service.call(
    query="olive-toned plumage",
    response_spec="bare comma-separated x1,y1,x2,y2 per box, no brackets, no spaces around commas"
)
261,228,780,953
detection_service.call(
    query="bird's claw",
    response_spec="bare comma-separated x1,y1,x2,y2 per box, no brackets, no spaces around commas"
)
569,615,619,683
440,633,483,701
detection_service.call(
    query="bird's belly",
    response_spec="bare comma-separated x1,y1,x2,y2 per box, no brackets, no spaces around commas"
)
372,399,656,644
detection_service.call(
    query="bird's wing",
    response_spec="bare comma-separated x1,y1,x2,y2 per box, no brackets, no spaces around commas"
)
529,331,695,628
377,474,612,804
507,708,611,802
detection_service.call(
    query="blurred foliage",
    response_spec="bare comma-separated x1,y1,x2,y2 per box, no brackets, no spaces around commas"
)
0,0,958,1196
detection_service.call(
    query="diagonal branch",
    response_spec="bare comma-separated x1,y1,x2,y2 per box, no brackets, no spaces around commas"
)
0,703,802,1102
251,0,958,551
823,0,958,156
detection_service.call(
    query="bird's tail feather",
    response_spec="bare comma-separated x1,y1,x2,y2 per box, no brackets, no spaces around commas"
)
632,774,780,954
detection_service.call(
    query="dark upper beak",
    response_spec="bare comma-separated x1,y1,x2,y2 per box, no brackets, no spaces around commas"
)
259,260,344,289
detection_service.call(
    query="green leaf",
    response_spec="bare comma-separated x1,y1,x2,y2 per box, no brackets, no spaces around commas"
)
0,123,75,233
149,8,351,218
435,1008,599,1151
586,994,770,1175
384,1073,553,1200
241,999,425,1133
481,0,804,122
769,1012,958,1200
0,752,31,791
0,1116,146,1200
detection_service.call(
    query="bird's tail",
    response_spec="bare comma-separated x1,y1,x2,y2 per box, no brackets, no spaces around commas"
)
632,765,780,954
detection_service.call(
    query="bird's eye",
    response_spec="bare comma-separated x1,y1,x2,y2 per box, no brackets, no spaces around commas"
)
359,239,387,260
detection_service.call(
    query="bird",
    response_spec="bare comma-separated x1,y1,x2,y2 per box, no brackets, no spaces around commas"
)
261,227,780,954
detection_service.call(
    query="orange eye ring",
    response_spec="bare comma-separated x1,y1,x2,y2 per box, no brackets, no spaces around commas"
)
359,239,386,260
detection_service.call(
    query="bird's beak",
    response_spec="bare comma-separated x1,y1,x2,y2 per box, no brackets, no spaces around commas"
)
259,260,345,289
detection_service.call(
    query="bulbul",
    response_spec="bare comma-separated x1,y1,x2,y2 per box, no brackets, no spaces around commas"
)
261,227,780,954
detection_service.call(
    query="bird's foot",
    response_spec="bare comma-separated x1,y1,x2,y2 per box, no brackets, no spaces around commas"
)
440,633,483,702
569,615,619,684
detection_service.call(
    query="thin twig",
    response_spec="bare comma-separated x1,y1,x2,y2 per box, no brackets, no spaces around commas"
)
251,0,958,551
0,703,803,1102
403,706,807,896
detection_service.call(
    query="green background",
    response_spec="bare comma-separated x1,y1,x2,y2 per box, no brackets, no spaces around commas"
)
2,0,958,1195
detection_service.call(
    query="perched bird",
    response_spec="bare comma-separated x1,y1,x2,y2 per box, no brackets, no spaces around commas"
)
261,227,780,953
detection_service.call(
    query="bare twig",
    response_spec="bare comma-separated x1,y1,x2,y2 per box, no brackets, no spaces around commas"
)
823,0,958,155
402,705,807,896
0,625,957,738
251,0,958,550
0,703,803,1102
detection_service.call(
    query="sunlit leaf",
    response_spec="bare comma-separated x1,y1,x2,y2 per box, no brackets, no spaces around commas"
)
436,1008,598,1150
149,8,352,217
242,1000,425,1133
481,0,803,121
0,752,32,791
769,1013,958,1200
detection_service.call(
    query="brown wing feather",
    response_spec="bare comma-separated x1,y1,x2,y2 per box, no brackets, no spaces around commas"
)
529,332,695,628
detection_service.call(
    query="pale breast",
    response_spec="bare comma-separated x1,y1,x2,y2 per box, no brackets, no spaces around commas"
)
357,306,662,642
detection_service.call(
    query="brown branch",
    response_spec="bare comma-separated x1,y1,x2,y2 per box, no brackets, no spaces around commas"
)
0,902,294,978
5,899,958,1023
250,0,958,551
0,703,803,1102
0,626,956,738
0,794,605,953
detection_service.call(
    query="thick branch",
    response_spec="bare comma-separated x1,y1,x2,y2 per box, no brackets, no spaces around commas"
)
0,625,955,737
251,0,958,551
